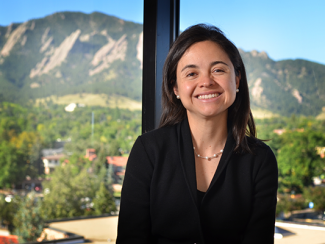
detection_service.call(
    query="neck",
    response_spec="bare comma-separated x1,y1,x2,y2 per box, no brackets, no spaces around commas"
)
187,112,228,155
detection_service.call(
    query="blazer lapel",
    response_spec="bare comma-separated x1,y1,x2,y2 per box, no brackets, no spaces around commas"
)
177,118,198,206
206,128,236,194
177,119,236,204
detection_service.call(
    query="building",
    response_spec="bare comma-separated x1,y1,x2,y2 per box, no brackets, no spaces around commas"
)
42,148,65,175
106,156,128,194
85,149,97,161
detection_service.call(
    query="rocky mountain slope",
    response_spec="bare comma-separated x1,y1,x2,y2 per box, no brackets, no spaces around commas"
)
0,11,143,103
240,50,325,116
0,11,324,117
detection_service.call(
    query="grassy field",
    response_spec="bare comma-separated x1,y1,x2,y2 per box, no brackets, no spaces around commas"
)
316,112,325,120
251,108,279,119
35,93,142,111
315,107,325,120
34,94,303,119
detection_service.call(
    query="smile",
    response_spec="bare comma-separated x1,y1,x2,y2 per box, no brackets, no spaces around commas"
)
197,93,220,100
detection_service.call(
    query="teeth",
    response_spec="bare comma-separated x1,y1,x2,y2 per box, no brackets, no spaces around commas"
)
198,93,219,100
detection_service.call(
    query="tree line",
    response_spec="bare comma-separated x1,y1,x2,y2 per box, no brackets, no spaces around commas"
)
1,101,325,240
0,101,140,241
0,101,141,188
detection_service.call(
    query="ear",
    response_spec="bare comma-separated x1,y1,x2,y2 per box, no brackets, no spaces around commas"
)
173,83,179,96
235,71,241,89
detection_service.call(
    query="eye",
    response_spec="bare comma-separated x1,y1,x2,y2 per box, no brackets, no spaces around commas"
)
213,68,224,73
186,72,197,77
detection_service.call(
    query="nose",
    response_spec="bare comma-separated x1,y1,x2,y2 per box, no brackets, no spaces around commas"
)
198,73,214,87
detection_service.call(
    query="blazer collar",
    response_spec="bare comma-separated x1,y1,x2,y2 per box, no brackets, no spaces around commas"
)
177,117,236,205
207,125,236,194
177,117,197,206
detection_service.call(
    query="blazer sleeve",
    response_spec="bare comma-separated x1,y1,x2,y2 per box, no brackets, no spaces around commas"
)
116,136,154,243
242,146,278,244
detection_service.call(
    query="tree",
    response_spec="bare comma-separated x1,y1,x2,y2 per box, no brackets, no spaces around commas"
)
13,192,44,242
12,131,43,178
41,163,92,219
93,182,116,215
0,141,26,188
303,186,325,211
0,194,21,233
276,194,305,217
277,129,325,193
40,154,110,220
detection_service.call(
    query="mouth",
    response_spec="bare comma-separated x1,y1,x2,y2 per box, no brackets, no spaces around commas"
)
197,93,221,100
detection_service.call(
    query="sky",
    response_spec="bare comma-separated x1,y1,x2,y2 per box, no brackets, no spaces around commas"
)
0,0,324,65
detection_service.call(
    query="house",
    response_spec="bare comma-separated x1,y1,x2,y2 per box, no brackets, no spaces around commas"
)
0,235,19,244
273,129,286,135
316,147,325,158
106,156,128,191
41,148,65,174
85,149,97,161
42,154,65,175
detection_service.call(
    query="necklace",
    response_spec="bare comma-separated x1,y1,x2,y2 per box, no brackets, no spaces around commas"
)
193,147,223,161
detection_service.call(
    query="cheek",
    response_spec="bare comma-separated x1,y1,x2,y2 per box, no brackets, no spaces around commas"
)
224,79,237,101
184,84,193,94
229,75,238,90
178,82,191,94
180,82,195,93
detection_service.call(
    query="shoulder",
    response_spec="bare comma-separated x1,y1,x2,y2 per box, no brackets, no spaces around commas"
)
128,124,180,167
139,124,178,146
130,124,179,158
237,137,277,172
245,137,275,156
244,137,278,175
141,124,177,139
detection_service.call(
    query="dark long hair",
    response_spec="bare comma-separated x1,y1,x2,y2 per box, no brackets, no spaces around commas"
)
159,24,257,153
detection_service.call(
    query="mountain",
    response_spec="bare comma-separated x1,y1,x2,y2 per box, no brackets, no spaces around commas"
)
0,11,143,103
240,50,325,117
0,11,324,117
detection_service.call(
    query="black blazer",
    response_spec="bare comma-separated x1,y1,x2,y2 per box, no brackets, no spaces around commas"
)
117,118,278,244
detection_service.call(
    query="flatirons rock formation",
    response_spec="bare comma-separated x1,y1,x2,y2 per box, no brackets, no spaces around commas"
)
0,11,325,116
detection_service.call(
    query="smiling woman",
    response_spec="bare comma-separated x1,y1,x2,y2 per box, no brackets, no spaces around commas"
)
174,40,240,123
117,24,278,244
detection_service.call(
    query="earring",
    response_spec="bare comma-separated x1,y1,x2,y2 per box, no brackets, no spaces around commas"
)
176,95,180,99
236,89,239,93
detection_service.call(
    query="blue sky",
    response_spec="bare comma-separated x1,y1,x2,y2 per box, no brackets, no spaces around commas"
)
1,0,324,65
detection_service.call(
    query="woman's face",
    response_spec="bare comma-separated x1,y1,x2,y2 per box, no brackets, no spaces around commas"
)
174,40,240,121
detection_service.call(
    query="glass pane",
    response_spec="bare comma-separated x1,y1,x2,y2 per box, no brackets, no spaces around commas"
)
0,0,143,242
180,1,325,243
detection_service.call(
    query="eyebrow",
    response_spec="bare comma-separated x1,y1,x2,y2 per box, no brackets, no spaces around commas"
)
181,61,229,72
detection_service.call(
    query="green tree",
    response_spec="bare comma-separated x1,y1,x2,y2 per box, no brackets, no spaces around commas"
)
276,194,305,217
0,141,26,188
12,131,43,178
93,182,116,215
277,129,325,193
303,186,325,211
40,154,108,220
0,194,21,233
13,192,44,242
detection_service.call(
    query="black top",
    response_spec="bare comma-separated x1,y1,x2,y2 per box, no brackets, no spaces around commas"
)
117,118,278,244
197,189,205,207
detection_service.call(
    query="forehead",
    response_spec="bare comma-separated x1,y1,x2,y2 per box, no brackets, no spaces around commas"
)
177,40,232,69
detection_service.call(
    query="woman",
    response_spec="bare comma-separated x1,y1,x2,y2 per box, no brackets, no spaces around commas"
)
117,24,278,244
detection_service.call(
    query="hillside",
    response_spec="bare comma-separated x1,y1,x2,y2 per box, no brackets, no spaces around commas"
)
0,11,143,104
240,50,325,116
35,93,142,110
0,11,324,117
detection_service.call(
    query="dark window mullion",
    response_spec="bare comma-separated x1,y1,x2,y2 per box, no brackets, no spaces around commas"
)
142,0,180,133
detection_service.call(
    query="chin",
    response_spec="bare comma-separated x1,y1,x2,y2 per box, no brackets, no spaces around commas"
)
201,109,228,119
